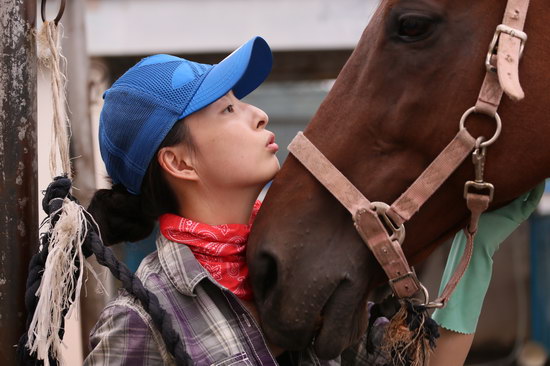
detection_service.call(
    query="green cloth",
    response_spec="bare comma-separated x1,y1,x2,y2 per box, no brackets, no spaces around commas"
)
432,182,545,334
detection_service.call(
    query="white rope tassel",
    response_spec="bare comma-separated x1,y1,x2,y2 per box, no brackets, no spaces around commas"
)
26,199,87,366
26,20,85,364
37,21,72,179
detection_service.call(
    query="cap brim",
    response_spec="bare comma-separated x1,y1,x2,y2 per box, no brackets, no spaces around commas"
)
180,36,273,118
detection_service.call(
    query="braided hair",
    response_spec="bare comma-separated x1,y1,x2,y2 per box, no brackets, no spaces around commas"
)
89,118,192,246
87,119,194,362
18,119,195,365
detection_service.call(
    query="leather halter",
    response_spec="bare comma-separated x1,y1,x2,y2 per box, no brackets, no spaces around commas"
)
288,0,530,307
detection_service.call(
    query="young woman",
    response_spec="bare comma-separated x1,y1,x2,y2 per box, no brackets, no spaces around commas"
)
83,36,340,365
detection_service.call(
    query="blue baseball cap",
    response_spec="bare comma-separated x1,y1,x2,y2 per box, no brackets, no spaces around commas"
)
99,36,273,194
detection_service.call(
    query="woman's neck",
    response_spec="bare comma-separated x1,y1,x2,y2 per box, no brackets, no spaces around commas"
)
177,185,261,225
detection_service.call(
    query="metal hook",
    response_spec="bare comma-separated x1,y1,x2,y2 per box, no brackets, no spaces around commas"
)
472,137,487,183
41,0,66,26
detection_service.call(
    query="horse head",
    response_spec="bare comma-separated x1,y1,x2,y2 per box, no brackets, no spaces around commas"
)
247,0,550,359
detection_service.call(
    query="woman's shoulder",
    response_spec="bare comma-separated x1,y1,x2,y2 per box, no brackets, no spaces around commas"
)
86,294,175,365
94,294,151,330
134,249,162,280
96,291,158,331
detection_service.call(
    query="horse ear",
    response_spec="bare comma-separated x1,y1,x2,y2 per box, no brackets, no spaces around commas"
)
157,146,198,182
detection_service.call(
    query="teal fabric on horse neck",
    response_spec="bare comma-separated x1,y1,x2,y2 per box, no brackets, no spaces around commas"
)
432,182,544,334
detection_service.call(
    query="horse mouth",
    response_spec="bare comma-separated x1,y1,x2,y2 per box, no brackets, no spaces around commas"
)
275,279,361,360
260,280,350,357
311,283,357,360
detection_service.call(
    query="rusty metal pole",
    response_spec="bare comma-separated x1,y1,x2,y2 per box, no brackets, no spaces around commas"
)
0,0,38,364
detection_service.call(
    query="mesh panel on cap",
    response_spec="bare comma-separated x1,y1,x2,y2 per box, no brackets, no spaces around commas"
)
99,89,181,194
99,59,211,194
114,60,211,111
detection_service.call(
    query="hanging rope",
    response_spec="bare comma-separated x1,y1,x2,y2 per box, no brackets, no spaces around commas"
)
20,20,86,366
38,21,72,179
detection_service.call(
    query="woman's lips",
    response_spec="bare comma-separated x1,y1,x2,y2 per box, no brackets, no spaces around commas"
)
267,142,279,152
266,134,279,152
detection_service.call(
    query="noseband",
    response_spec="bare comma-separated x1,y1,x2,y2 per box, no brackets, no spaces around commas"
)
288,0,530,308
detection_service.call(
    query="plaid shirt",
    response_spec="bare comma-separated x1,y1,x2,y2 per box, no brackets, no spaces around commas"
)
84,234,341,366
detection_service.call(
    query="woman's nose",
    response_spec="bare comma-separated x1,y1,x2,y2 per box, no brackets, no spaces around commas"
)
252,105,269,129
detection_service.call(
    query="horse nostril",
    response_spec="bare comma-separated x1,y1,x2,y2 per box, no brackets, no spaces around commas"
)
256,252,278,303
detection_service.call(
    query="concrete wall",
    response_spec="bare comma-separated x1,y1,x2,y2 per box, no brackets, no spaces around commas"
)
85,0,380,56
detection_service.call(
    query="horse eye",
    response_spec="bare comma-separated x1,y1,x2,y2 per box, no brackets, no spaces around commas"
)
397,15,434,41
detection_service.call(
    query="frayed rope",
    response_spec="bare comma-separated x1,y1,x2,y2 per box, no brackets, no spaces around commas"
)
382,299,439,366
25,199,86,366
21,19,77,366
365,296,440,366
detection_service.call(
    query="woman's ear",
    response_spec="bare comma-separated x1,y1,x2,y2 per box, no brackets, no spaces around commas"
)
157,146,199,182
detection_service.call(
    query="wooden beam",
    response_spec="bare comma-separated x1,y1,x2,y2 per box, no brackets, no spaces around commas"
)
85,0,377,56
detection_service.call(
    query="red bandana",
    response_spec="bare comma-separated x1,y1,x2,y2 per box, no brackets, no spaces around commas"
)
159,201,261,301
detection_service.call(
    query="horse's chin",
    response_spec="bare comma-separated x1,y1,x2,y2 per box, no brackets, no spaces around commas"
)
261,320,315,352
312,314,352,360
262,314,355,361
313,283,368,359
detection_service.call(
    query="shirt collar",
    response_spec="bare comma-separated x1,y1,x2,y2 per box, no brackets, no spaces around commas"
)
156,234,211,296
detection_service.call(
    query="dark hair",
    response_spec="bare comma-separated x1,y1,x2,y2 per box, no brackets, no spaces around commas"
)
88,119,193,245
18,167,195,364
84,119,195,364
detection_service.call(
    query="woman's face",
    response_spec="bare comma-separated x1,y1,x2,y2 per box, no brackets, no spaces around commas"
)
185,91,280,191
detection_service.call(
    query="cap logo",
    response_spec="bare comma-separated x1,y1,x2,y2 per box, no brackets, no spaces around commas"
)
172,62,199,89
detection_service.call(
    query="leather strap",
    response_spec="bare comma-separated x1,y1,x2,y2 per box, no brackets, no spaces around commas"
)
288,130,479,299
387,129,476,227
476,0,530,116
433,193,491,305
354,207,420,298
288,132,370,215
289,132,419,297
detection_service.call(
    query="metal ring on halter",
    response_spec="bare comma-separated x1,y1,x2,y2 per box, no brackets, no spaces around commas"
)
425,300,445,309
41,0,66,26
370,201,406,245
419,283,429,305
459,106,502,148
416,283,445,309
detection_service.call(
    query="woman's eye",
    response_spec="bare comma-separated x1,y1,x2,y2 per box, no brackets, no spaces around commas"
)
225,105,234,113
397,15,435,40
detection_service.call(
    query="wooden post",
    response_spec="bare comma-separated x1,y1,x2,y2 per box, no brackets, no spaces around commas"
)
0,0,38,364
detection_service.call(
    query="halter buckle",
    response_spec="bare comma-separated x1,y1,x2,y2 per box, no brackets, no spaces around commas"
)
388,268,422,298
464,181,495,202
486,24,528,72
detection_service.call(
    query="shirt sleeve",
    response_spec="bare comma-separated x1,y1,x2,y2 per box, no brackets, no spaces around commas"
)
83,303,167,366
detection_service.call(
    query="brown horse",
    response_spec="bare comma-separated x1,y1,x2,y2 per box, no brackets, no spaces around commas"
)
247,0,550,360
